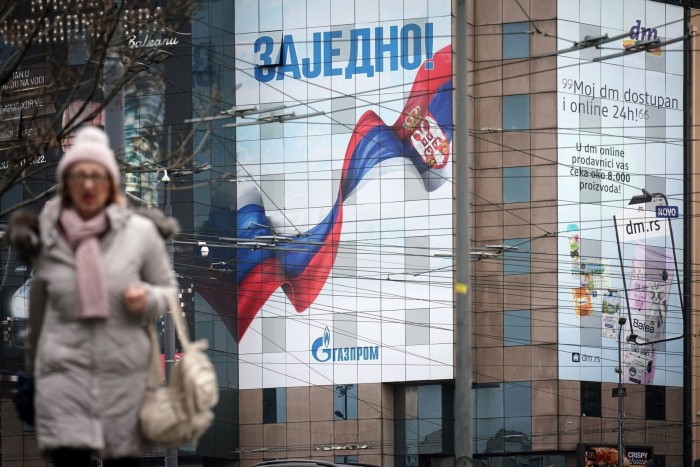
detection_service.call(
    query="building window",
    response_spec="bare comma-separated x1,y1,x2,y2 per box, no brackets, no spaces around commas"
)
580,381,601,417
504,310,530,346
334,384,358,420
335,455,358,464
503,238,530,275
503,166,530,203
473,382,532,454
503,22,530,59
395,384,454,466
475,454,566,467
263,387,286,423
646,385,666,420
503,94,530,130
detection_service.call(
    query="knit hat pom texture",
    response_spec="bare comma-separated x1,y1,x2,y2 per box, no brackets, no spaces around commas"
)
57,126,120,184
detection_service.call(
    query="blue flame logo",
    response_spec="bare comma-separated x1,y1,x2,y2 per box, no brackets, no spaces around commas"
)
311,327,332,362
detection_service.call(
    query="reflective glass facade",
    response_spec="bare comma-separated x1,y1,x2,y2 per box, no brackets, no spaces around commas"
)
0,0,239,462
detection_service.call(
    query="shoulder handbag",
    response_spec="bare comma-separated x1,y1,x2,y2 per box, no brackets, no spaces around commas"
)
139,291,219,447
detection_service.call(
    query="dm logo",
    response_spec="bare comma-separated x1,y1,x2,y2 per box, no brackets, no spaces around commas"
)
310,326,380,363
571,352,601,364
623,20,662,56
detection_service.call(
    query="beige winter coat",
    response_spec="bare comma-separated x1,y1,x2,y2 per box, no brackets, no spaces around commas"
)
27,198,177,458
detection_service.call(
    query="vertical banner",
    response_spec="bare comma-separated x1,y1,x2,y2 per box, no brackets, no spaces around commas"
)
233,1,453,389
614,197,681,385
557,0,684,386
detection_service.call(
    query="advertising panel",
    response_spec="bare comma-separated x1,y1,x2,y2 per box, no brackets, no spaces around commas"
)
578,444,654,466
557,0,684,386
233,0,453,388
0,1,179,371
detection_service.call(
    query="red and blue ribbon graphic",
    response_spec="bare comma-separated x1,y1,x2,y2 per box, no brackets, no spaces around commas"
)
199,45,452,341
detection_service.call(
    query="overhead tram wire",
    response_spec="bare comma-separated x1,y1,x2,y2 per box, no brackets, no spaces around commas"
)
180,11,697,120
5,11,696,446
176,266,684,442
183,35,692,238
180,10,688,428
219,68,684,247
471,11,694,82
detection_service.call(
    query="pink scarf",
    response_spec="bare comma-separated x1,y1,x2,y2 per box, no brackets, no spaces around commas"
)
59,208,110,319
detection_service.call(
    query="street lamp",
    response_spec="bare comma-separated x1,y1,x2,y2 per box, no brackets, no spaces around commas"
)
157,157,210,467
615,317,627,467
183,104,287,124
198,241,209,257
221,110,326,128
335,384,353,420
128,49,173,73
158,166,178,467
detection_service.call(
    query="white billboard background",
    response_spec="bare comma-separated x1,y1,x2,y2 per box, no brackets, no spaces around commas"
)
557,0,684,386
234,0,453,389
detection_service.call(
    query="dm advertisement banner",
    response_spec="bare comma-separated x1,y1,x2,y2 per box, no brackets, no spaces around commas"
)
233,0,453,389
557,0,684,386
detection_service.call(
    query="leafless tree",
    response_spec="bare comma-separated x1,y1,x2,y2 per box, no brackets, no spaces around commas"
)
0,0,202,217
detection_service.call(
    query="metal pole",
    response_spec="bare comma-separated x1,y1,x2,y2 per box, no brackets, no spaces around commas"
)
617,317,626,467
344,389,348,420
102,1,125,162
454,0,472,466
164,128,178,467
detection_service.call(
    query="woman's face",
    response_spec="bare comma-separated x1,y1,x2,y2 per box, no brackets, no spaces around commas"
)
65,161,112,219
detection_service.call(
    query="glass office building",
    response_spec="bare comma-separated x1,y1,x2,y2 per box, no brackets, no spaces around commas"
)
0,0,696,466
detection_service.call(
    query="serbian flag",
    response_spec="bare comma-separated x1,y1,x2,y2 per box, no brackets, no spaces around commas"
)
199,45,453,341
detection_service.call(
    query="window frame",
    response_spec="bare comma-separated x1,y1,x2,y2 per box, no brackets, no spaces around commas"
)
580,381,602,417
503,166,531,203
504,309,531,346
334,384,358,420
503,22,531,59
262,387,287,424
645,385,666,420
473,382,532,454
502,94,531,131
503,238,531,275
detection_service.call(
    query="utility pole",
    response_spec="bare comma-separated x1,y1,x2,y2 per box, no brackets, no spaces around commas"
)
454,0,472,466
162,128,178,467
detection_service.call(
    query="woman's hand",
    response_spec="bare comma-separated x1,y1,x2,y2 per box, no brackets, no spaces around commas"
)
123,285,148,314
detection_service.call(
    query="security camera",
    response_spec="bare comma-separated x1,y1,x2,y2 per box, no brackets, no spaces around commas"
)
198,241,209,257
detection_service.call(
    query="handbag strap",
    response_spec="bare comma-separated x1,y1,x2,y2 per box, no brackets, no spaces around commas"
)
163,291,193,351
146,322,163,388
145,290,194,388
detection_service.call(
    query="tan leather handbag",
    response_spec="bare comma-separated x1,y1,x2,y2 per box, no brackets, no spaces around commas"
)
139,292,219,447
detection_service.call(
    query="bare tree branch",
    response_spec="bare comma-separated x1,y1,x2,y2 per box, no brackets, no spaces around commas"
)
0,0,197,218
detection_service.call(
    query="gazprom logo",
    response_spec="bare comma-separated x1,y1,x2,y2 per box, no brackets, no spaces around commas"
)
311,326,380,363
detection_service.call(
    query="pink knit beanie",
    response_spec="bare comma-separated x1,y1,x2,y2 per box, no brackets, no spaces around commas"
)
57,126,120,184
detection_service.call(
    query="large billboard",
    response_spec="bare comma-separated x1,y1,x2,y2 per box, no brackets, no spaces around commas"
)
557,0,685,386
232,0,453,389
